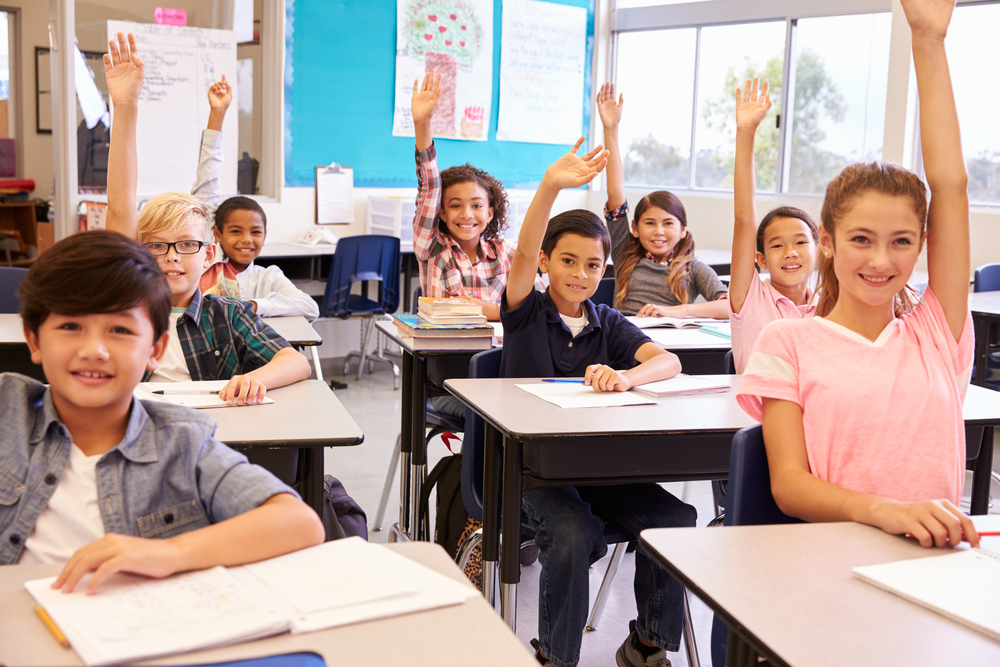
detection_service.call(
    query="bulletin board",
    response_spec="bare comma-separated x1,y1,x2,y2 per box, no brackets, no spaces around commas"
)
283,0,594,189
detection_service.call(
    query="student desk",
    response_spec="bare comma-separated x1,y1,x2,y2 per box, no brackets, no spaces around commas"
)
443,376,1000,629
968,290,1000,388
261,316,325,381
643,326,731,374
0,312,42,381
196,379,363,517
0,542,537,667
638,521,1000,667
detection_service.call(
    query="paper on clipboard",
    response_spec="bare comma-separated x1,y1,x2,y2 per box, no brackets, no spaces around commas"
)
315,163,354,224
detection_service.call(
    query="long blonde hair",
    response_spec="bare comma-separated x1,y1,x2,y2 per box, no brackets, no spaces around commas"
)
614,191,695,308
816,162,926,318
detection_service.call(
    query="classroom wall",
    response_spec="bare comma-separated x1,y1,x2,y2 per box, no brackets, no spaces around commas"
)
12,0,52,200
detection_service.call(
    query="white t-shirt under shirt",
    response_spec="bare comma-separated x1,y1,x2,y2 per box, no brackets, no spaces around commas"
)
560,310,589,338
149,309,192,382
19,444,105,564
736,287,973,505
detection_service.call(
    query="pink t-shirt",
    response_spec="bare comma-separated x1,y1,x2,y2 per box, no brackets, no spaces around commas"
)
736,287,973,504
729,271,816,373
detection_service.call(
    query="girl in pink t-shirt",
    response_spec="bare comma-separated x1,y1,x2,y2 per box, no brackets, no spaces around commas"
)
737,0,980,550
728,78,819,373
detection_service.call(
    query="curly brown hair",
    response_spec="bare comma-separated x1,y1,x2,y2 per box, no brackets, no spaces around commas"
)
439,163,509,242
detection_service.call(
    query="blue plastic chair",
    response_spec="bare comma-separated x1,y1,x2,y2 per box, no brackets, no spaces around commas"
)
973,263,1000,390
319,235,401,382
591,276,616,308
711,425,802,665
0,266,29,313
709,351,737,515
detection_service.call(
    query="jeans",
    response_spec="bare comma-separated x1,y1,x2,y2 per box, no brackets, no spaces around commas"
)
522,483,697,667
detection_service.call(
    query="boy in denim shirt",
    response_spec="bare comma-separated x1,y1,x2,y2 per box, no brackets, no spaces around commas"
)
502,139,697,667
1,230,324,592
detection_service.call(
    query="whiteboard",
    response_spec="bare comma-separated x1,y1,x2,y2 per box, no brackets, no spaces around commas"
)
107,21,238,198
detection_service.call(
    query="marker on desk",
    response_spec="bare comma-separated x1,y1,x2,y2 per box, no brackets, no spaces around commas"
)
35,606,70,649
151,389,221,395
541,379,582,384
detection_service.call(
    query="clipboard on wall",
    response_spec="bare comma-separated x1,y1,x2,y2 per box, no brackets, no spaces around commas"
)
315,163,354,224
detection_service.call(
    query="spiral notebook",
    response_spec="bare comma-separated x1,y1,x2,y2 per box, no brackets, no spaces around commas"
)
852,546,1000,641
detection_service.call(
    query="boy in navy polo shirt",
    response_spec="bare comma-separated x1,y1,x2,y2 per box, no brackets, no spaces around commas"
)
502,138,696,667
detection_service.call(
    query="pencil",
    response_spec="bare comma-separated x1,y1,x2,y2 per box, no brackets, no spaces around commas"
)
541,378,582,384
151,389,221,395
35,606,70,649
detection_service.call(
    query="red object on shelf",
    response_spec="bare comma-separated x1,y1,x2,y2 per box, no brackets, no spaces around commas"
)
0,179,35,192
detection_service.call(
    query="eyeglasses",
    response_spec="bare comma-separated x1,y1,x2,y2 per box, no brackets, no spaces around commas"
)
143,240,210,256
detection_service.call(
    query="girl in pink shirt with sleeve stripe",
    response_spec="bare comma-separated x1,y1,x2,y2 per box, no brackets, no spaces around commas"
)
737,0,980,550
728,78,820,374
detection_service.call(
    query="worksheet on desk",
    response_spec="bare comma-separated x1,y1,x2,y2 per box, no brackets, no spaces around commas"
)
516,382,655,409
135,381,274,408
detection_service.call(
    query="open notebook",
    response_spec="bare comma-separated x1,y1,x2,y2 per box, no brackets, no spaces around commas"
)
135,380,274,409
26,538,476,666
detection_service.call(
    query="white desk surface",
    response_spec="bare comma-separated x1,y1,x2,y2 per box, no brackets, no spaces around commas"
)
0,312,22,343
0,542,536,667
969,290,1000,316
639,520,1000,667
445,375,754,439
644,326,731,350
262,316,323,346
259,240,414,258
693,248,731,267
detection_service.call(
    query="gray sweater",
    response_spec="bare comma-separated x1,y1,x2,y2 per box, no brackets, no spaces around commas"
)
606,201,728,316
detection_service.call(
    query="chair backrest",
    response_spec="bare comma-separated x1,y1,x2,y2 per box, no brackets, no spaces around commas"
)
412,286,422,314
723,350,735,374
591,276,616,308
0,266,29,313
461,348,504,522
724,424,802,527
974,263,1000,293
319,235,400,318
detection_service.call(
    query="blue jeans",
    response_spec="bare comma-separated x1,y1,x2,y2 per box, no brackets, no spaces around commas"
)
522,483,697,667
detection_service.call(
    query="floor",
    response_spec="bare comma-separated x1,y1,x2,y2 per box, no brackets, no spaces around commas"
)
317,347,1000,667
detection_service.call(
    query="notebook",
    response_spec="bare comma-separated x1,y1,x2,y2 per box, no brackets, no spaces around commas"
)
852,546,1000,641
630,374,731,398
625,315,716,330
26,538,475,666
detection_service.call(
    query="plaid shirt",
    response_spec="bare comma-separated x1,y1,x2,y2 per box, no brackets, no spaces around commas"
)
413,143,516,303
143,289,289,382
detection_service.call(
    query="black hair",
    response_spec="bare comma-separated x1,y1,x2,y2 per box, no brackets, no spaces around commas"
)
756,206,819,253
214,196,267,231
541,209,611,261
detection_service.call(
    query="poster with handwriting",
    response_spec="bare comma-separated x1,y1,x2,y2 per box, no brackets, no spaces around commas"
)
392,0,494,141
107,21,237,197
496,0,586,144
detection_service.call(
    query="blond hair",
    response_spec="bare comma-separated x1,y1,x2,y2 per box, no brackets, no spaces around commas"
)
137,192,214,242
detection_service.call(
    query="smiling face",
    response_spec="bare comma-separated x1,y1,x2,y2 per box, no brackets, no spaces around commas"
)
144,221,216,308
539,232,607,317
440,181,494,254
633,206,685,262
215,209,266,271
24,308,168,425
756,216,818,291
820,192,925,316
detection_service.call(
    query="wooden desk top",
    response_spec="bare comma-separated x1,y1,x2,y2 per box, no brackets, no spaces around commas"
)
445,375,754,439
262,316,323,346
0,542,536,667
639,520,1000,667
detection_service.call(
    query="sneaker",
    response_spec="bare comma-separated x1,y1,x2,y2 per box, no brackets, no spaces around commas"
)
615,620,670,667
529,638,553,666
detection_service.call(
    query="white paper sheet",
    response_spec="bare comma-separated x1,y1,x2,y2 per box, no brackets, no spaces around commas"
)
392,0,494,141
496,0,587,144
515,382,655,409
644,327,732,347
136,381,274,409
316,165,354,224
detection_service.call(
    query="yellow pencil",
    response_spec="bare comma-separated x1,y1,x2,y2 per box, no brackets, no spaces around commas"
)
35,605,70,649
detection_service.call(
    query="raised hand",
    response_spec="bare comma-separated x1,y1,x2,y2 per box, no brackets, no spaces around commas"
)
103,32,144,109
596,82,624,129
542,137,609,191
208,75,233,112
735,78,771,132
411,70,443,125
901,0,956,41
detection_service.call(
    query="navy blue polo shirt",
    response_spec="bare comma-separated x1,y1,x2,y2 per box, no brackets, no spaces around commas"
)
499,287,652,378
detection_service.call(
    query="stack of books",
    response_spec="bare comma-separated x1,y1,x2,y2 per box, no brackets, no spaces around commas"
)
393,297,495,350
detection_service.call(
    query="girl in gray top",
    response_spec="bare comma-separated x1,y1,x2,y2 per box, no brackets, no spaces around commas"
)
598,82,729,318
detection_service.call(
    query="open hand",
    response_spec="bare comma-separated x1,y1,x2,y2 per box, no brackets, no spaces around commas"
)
104,32,144,108
584,364,630,392
901,0,956,41
735,78,771,132
53,534,182,595
219,374,266,405
411,70,443,125
542,137,609,191
208,75,233,112
596,82,624,129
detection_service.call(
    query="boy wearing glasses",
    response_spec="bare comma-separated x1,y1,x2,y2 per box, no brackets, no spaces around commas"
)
102,32,310,404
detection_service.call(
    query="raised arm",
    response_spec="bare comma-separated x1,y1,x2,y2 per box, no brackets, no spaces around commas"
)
904,0,969,340
191,77,232,211
207,75,232,132
597,82,625,211
412,70,441,152
103,32,144,239
506,138,609,312
730,78,772,315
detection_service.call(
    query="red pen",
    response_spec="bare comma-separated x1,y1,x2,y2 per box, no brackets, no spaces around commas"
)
966,530,1000,541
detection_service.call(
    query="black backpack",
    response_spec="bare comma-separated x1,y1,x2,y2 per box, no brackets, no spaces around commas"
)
320,474,369,541
418,453,470,557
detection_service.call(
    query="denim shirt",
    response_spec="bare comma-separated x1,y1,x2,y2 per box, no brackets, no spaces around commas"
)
0,374,296,565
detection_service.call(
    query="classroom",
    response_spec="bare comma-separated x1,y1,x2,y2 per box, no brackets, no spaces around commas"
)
3,0,1000,666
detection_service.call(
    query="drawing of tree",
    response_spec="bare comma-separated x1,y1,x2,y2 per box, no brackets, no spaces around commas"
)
404,0,483,136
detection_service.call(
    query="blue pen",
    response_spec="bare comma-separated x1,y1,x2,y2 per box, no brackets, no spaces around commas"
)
541,378,583,384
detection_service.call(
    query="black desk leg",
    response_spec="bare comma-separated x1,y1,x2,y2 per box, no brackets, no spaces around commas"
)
482,424,503,603
395,351,415,542
726,631,763,667
302,447,326,519
499,435,523,630
410,354,429,540
971,426,995,515
973,316,990,388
